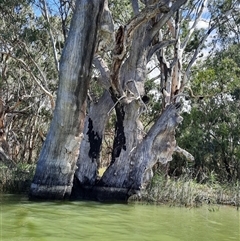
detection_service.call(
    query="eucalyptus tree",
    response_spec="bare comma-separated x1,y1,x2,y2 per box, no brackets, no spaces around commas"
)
30,0,237,200
30,0,104,199
0,0,56,165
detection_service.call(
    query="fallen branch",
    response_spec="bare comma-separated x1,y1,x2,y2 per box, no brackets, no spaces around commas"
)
175,146,194,162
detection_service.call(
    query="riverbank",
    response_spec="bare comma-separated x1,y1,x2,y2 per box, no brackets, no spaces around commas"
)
1,165,239,207
0,163,35,194
132,174,240,208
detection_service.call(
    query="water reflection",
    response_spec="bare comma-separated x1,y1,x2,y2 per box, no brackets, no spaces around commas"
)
1,194,239,241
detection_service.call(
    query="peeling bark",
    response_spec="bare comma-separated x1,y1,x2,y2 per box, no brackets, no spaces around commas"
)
73,104,180,201
99,103,182,191
98,101,142,188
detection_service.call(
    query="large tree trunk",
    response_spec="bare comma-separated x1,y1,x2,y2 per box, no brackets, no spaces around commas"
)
72,103,182,201
71,0,188,201
100,103,182,190
30,0,191,201
30,0,104,199
75,91,113,186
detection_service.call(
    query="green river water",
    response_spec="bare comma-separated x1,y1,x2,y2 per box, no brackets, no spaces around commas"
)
0,194,239,241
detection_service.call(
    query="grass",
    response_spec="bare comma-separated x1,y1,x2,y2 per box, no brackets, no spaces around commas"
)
140,173,240,208
1,165,108,194
1,163,239,209
0,163,35,193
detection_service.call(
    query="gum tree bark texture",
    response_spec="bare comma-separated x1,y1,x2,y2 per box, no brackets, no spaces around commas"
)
71,0,188,201
75,91,113,186
30,0,104,199
72,104,183,201
99,103,182,190
98,1,186,196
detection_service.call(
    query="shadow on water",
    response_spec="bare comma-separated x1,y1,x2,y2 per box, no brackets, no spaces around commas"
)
0,194,239,241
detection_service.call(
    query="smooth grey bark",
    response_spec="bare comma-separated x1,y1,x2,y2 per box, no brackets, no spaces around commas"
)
30,0,104,199
131,0,139,15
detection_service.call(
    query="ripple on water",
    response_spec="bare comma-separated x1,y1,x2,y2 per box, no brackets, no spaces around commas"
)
1,195,239,241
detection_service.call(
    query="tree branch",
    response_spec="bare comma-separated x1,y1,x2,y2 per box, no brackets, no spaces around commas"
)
39,0,59,72
1,51,55,109
131,0,139,16
150,0,187,39
181,0,208,50
126,1,171,41
93,55,111,89
181,24,216,91
175,146,194,162
147,39,175,61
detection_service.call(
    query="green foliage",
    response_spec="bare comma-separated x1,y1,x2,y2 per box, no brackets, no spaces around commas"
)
0,0,64,169
109,0,133,25
185,29,205,53
0,163,35,193
207,0,240,46
171,44,240,183
144,173,240,206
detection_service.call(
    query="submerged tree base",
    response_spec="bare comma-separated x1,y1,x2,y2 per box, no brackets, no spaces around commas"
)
70,177,138,202
2,164,239,207
29,183,72,200
69,174,240,207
